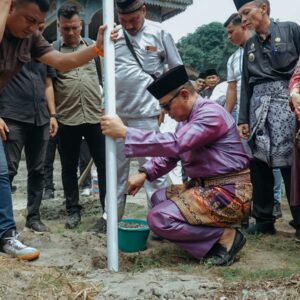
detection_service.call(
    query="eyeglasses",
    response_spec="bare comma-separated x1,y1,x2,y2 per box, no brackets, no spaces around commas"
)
159,89,182,111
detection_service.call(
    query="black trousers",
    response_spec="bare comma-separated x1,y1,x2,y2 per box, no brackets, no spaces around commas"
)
3,119,48,223
44,136,92,190
58,123,106,215
43,135,59,191
250,159,300,228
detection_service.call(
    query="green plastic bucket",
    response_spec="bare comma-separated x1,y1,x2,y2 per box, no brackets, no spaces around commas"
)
118,218,150,253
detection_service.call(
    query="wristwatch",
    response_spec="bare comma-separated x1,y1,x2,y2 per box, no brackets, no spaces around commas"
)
138,167,148,178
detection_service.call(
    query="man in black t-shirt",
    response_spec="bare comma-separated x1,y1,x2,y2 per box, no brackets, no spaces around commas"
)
0,0,105,260
0,58,58,234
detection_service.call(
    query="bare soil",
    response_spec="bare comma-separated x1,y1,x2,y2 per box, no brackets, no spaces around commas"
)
118,221,148,229
3,158,300,299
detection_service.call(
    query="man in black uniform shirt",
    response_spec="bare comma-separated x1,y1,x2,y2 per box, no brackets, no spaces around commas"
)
234,0,300,239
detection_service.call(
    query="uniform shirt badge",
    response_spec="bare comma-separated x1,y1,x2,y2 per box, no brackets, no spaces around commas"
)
248,53,255,62
145,46,157,52
275,37,281,43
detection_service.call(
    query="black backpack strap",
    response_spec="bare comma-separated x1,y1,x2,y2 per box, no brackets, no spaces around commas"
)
83,37,103,84
123,30,156,80
123,30,143,69
53,38,103,84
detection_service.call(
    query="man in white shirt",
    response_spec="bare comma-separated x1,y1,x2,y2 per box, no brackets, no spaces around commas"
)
89,0,182,233
223,13,251,122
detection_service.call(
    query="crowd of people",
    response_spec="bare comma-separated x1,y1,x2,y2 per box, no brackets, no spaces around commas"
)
0,0,300,267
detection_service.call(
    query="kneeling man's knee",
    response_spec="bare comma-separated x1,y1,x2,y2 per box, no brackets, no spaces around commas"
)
150,188,167,208
147,206,163,235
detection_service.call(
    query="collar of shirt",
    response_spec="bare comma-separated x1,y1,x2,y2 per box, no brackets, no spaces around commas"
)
124,18,147,38
186,97,201,123
4,28,13,39
266,21,276,36
257,21,275,42
60,37,85,48
4,27,32,41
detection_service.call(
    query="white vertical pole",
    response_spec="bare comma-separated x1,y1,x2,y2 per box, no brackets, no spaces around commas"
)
103,0,118,272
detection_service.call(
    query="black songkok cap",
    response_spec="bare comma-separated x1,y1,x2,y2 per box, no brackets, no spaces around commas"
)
233,0,253,10
116,0,144,14
147,65,189,100
198,72,206,79
205,68,218,77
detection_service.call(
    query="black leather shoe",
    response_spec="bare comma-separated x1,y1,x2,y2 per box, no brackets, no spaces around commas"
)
272,202,282,219
87,217,106,234
288,221,300,242
295,229,300,243
11,185,17,194
289,220,296,229
246,223,276,235
206,230,246,266
25,220,49,233
241,216,250,229
65,212,81,229
43,188,54,200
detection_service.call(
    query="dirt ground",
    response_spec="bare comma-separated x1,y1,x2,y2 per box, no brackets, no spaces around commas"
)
2,158,300,299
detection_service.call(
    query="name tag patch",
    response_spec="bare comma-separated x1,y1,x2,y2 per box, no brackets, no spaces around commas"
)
145,46,157,52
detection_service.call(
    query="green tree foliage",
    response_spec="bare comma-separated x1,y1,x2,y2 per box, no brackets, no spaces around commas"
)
176,22,237,80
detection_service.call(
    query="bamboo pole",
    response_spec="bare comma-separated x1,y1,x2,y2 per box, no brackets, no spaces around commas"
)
78,159,93,187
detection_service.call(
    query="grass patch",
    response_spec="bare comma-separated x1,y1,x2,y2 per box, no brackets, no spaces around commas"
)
218,268,295,282
120,251,162,273
124,203,148,219
177,263,197,273
120,245,195,273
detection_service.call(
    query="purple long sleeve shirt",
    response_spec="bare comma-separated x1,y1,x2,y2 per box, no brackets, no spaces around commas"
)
124,97,249,182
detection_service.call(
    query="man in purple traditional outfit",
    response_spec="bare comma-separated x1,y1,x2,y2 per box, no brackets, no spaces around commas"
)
101,65,252,266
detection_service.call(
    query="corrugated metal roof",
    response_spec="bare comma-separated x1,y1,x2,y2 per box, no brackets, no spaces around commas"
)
45,0,193,40
145,0,193,21
48,0,193,17
145,0,193,9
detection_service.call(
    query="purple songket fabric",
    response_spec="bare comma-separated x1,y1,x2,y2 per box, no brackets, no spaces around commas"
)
124,97,250,259
125,97,249,181
148,188,224,259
